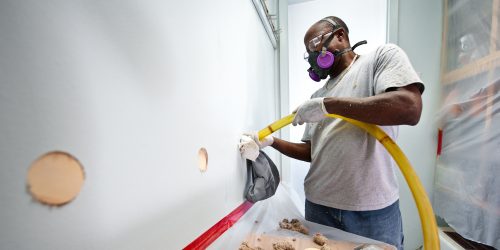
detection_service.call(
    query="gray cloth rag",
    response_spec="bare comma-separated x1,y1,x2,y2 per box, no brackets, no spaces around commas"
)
245,150,280,204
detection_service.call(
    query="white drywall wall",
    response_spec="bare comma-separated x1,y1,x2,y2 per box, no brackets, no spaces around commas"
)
287,0,387,205
395,0,443,249
0,1,277,249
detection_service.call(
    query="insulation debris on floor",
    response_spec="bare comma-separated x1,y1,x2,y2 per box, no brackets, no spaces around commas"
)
314,233,334,250
206,184,397,250
279,219,310,235
242,234,394,250
239,241,265,250
272,241,294,250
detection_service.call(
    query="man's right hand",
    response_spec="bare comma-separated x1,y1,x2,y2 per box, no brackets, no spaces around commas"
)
240,132,312,163
245,131,274,150
238,132,274,161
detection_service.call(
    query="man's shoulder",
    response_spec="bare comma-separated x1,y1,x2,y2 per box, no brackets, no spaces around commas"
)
360,44,409,67
356,44,400,65
374,43,401,57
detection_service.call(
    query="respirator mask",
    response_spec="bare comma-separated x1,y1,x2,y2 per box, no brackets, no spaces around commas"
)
305,18,367,82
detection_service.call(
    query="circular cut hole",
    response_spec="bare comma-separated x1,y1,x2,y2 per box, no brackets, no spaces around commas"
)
27,151,85,206
198,148,208,172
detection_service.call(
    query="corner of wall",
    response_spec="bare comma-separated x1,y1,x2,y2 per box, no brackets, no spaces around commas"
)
279,0,291,184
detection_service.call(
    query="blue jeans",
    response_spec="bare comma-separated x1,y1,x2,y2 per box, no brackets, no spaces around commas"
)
305,199,404,250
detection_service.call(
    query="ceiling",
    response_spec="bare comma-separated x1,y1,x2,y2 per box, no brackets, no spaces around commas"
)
288,0,317,5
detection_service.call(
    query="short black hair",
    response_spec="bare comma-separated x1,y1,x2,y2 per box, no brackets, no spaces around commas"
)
318,16,349,41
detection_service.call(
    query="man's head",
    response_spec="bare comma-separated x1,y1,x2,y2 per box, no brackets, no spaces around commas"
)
304,16,353,81
304,16,350,53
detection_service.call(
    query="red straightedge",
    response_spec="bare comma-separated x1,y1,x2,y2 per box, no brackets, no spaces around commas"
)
183,201,253,250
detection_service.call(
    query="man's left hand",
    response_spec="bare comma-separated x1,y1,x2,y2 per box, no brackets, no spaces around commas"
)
292,98,328,126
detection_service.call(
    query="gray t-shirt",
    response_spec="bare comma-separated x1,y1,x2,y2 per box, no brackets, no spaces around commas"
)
302,44,424,211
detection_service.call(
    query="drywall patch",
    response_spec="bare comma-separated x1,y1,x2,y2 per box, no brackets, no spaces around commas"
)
27,151,85,206
198,148,208,172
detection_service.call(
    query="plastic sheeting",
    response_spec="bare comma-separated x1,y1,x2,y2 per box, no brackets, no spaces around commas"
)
208,183,396,250
435,0,500,249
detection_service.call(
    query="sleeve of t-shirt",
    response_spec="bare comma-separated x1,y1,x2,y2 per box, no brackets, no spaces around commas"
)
373,44,425,95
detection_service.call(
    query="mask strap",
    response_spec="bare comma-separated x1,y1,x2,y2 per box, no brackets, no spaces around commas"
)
333,40,368,57
319,23,348,56
320,18,349,34
320,29,338,56
351,40,367,51
318,18,341,56
321,18,339,27
333,48,351,57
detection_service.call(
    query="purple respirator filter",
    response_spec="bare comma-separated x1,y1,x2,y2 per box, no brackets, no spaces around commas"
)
309,71,321,82
309,51,335,82
317,51,334,68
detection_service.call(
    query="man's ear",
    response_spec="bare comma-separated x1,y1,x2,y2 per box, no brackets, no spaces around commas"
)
336,28,346,42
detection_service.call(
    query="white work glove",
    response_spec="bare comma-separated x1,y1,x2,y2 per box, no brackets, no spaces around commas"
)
292,97,328,126
245,131,274,150
238,134,259,161
238,132,274,161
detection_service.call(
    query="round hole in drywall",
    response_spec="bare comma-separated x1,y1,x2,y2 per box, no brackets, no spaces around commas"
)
198,148,208,172
27,151,85,206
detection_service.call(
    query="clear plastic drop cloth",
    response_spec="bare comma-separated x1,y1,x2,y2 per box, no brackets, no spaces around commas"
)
436,0,500,249
208,183,396,250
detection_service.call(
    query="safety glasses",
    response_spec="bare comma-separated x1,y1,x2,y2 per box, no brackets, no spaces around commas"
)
304,28,339,60
308,29,334,52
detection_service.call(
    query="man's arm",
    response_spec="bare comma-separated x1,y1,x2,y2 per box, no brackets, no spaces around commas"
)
271,137,311,162
323,83,422,126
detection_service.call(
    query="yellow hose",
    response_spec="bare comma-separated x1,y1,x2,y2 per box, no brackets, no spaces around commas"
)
258,114,440,250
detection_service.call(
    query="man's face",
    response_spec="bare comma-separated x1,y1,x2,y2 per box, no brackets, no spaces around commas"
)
304,23,347,77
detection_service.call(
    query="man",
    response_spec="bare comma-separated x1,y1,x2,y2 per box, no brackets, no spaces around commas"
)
243,16,423,250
